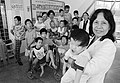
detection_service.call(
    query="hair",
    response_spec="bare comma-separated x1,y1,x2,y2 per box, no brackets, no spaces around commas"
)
35,37,43,43
72,17,79,21
72,25,79,30
70,29,90,47
14,16,21,21
60,20,68,26
24,19,33,26
42,12,47,17
83,12,89,16
37,16,42,20
59,9,64,13
64,5,70,9
89,9,116,42
47,10,55,17
74,10,79,15
61,36,68,45
40,28,47,34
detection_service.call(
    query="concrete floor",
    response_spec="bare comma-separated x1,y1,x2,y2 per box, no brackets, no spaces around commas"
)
0,46,120,83
0,54,60,83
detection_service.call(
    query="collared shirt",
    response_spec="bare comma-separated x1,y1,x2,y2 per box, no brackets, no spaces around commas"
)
12,24,25,40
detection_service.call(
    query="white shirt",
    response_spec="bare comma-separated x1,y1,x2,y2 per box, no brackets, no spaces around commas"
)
32,47,45,60
82,38,116,83
34,22,46,30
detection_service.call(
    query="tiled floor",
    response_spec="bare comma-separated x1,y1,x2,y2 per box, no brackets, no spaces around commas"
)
0,46,120,83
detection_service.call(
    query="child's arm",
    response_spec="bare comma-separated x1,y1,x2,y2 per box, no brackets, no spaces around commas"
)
74,55,89,83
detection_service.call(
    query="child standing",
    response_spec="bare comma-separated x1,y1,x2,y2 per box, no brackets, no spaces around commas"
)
24,19,36,58
11,16,26,65
61,29,90,83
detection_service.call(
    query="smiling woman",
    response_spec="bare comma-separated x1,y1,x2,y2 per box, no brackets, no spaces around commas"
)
82,9,117,83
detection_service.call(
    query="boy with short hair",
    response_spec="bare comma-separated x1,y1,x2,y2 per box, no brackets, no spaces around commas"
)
28,37,45,79
34,16,46,37
61,29,90,83
40,28,57,69
11,16,25,65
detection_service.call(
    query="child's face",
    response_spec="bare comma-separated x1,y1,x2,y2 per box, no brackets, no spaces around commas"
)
72,19,78,25
41,32,47,38
61,37,67,45
60,22,65,28
60,11,64,16
26,21,32,29
50,22,55,28
38,17,43,23
74,13,78,17
14,18,20,25
70,38,85,55
36,40,43,48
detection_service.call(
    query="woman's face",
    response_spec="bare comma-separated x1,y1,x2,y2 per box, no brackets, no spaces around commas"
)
93,13,110,38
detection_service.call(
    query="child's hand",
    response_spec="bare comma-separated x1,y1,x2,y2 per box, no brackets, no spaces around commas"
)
68,57,75,65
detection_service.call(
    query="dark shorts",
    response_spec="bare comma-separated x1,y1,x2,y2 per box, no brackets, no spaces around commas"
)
38,56,46,64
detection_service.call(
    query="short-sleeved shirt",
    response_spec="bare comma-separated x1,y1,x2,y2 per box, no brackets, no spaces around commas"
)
34,22,46,30
25,29,36,46
32,46,45,60
12,24,26,40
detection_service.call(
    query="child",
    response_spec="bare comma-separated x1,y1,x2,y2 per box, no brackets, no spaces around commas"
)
61,29,90,83
34,16,46,37
72,17,79,30
24,19,36,58
58,20,68,37
49,20,59,39
54,36,69,60
11,16,26,66
28,37,45,78
57,9,64,22
40,28,57,69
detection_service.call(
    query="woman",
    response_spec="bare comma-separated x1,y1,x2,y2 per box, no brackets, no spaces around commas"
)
79,12,90,34
82,9,116,83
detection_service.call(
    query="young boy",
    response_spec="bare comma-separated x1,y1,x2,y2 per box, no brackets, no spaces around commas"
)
61,29,90,83
11,16,26,65
28,37,45,78
40,28,57,69
34,16,46,37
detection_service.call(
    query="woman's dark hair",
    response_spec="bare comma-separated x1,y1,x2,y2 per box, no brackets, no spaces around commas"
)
47,10,55,17
24,19,33,26
61,36,68,45
35,37,43,43
89,9,116,42
64,5,70,9
42,12,47,17
70,29,90,47
14,16,21,21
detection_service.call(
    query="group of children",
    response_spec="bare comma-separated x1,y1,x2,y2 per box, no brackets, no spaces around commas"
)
10,5,92,82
